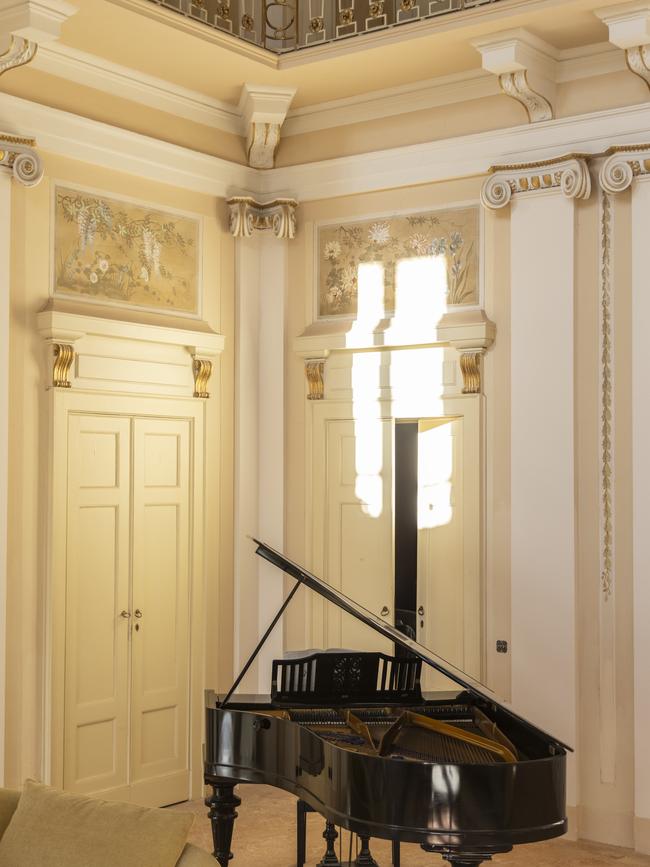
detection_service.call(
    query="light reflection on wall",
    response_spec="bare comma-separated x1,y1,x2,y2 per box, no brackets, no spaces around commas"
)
346,251,452,522
348,262,385,518
418,421,454,530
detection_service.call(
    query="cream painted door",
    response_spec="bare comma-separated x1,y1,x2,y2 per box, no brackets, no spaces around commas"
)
64,415,131,799
323,418,394,651
130,418,191,807
63,414,192,807
416,407,482,690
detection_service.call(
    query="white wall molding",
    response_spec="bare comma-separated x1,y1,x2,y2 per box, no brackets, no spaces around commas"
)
7,91,650,203
0,91,257,197
0,169,9,786
481,155,591,209
472,28,557,123
0,0,76,42
32,42,243,135
17,37,625,143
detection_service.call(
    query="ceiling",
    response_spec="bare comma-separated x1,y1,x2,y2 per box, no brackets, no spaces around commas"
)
43,0,636,109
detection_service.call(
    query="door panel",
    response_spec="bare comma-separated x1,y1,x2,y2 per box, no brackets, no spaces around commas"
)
417,408,482,689
64,415,131,798
130,418,191,806
325,419,393,651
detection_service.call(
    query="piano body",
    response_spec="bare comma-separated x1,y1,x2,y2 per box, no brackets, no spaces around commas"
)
204,540,569,867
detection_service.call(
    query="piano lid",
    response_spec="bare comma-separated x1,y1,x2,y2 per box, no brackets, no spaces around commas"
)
253,538,572,751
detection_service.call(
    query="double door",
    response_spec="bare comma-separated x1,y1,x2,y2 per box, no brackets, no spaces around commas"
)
63,413,192,807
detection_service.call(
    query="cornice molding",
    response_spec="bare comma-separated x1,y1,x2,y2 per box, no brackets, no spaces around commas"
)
480,154,591,209
15,38,625,142
11,37,626,142
0,129,43,184
0,0,77,42
7,92,650,203
600,143,650,191
472,28,557,123
32,41,243,135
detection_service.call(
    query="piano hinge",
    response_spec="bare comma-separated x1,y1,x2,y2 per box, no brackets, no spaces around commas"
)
496,640,508,654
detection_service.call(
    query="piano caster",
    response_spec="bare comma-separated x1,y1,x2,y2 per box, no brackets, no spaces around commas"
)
205,782,242,867
420,845,496,867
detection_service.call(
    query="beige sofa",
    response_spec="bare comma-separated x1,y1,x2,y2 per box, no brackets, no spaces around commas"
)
0,784,216,867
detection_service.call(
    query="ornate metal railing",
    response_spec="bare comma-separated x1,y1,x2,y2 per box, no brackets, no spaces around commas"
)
147,0,508,54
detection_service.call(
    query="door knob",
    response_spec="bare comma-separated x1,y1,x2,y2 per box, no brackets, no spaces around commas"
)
134,609,143,619
380,606,390,617
119,610,131,619
418,606,425,616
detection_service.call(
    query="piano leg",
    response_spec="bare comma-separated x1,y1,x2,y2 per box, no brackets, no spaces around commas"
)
206,782,242,866
391,840,400,867
422,845,495,867
317,821,342,867
354,836,379,867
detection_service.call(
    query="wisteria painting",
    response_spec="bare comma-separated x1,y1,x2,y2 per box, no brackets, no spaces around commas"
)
54,186,199,314
317,205,479,318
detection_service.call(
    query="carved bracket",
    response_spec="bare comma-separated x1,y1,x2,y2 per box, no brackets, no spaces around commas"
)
227,196,297,240
305,358,325,400
192,356,213,399
0,132,44,186
481,155,591,210
596,5,650,91
600,144,650,193
459,350,485,395
472,29,557,123
239,84,295,169
0,35,36,76
52,343,75,388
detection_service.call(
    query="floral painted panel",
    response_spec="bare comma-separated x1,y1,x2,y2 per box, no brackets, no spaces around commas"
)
318,206,479,318
54,186,200,314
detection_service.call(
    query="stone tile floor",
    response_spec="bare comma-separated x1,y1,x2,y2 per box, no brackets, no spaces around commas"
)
170,785,650,867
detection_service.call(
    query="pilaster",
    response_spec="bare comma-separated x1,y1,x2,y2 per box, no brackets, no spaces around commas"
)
482,155,587,814
599,144,650,854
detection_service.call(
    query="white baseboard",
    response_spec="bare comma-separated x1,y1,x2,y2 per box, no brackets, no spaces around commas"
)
578,805,634,849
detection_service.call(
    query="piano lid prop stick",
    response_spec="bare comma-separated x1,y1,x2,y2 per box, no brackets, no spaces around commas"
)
221,578,304,708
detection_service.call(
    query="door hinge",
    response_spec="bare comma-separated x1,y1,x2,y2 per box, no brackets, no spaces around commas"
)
496,640,508,654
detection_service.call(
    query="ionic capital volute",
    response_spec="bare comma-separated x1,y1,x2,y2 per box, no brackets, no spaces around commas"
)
600,145,650,194
481,155,591,210
0,132,44,186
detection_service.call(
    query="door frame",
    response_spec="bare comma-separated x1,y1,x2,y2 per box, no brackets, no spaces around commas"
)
307,392,490,690
45,390,206,802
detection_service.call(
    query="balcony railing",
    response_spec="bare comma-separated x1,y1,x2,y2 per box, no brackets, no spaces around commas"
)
147,0,508,54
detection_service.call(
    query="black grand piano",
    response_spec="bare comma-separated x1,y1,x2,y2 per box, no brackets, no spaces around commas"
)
204,540,570,867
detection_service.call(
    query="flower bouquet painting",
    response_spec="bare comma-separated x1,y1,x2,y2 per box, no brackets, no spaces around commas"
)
54,186,200,315
318,205,479,318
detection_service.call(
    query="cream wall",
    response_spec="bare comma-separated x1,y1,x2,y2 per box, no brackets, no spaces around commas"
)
282,172,639,848
5,152,235,787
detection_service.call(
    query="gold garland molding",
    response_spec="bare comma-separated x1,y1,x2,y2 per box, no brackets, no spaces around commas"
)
52,343,75,388
0,132,44,187
599,190,614,601
192,357,213,399
227,196,297,240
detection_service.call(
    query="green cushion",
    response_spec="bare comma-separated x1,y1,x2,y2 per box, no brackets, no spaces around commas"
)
0,781,194,867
